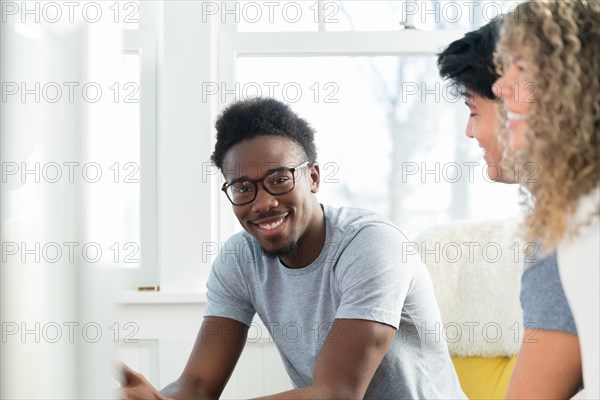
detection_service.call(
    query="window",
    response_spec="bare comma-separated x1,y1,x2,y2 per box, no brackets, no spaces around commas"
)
87,1,158,287
214,0,522,247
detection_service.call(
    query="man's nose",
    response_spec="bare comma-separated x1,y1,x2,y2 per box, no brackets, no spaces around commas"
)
465,119,474,139
251,183,279,213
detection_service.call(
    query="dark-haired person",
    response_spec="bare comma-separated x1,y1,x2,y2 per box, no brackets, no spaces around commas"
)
437,18,582,398
122,98,466,399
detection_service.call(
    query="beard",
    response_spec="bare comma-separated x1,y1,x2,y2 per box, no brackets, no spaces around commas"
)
261,241,299,260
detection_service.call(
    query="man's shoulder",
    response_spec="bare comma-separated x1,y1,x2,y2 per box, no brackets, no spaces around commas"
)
323,204,405,239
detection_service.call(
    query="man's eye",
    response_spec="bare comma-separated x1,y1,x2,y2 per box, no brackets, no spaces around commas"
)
469,113,478,118
232,183,252,193
271,177,290,185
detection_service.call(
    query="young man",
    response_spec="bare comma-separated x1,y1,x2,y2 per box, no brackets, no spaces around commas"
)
123,98,465,399
437,19,583,398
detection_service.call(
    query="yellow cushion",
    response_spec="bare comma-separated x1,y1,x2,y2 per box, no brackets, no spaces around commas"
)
452,356,517,399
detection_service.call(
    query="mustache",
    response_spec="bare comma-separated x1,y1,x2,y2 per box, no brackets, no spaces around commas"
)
250,210,288,223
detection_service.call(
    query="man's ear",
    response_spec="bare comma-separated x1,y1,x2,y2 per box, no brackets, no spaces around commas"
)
309,163,320,193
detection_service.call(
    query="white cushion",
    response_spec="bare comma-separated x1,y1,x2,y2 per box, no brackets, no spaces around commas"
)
415,218,524,357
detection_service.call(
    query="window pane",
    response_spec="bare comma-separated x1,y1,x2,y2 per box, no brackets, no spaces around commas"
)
329,0,522,31
237,56,520,238
86,53,140,267
237,1,319,32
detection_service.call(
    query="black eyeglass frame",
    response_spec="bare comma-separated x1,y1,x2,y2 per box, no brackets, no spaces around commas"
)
221,161,312,206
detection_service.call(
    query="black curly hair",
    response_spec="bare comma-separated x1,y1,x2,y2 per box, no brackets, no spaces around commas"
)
210,98,318,171
437,18,502,100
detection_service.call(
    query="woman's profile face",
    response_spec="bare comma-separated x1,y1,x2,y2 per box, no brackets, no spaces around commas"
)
493,53,536,150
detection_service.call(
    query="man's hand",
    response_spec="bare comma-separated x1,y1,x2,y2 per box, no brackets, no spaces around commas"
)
121,363,170,400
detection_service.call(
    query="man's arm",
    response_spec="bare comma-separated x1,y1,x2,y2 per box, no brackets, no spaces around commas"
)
122,316,248,400
255,318,395,400
505,329,582,399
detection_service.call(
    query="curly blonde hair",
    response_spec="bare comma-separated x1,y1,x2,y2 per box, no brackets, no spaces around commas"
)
495,0,600,252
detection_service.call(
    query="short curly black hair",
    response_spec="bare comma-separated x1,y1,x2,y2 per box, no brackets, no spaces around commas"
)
437,18,502,100
210,98,318,171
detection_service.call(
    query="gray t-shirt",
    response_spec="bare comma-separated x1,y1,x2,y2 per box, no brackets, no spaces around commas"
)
205,205,465,399
521,250,577,334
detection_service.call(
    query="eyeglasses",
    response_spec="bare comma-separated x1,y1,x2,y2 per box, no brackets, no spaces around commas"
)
222,161,311,206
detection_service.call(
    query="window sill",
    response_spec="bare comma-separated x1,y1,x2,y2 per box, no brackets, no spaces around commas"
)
117,291,207,305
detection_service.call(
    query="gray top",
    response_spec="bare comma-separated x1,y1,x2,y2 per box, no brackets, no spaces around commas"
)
520,249,577,334
205,204,466,399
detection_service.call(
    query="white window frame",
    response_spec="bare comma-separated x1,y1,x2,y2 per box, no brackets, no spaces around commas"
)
118,2,158,288
152,1,219,294
215,25,468,246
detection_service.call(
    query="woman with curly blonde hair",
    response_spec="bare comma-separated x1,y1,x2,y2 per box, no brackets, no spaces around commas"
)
494,0,599,397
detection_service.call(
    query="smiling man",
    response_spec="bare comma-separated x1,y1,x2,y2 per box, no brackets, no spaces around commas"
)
122,98,465,399
437,18,507,183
